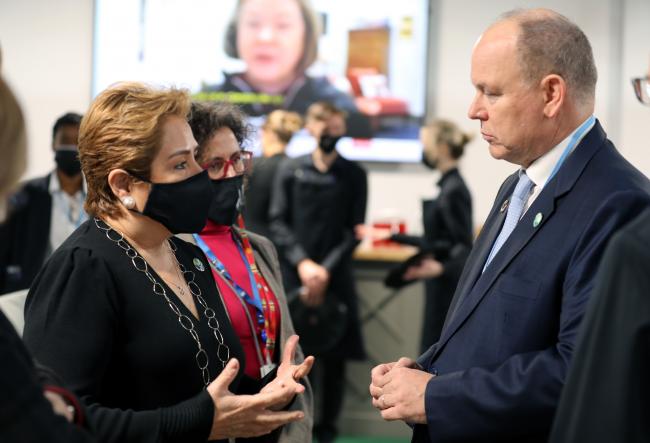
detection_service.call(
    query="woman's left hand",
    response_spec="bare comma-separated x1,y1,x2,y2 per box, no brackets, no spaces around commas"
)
260,335,315,411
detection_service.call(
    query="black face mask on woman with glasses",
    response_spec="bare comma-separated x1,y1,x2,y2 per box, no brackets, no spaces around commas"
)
208,174,245,226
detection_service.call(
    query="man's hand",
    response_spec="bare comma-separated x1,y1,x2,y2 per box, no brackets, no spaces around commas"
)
404,257,444,281
369,357,432,424
369,357,418,401
260,335,315,410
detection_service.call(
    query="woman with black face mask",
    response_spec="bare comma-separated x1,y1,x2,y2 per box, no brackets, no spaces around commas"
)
23,83,309,443
388,119,474,352
187,101,314,443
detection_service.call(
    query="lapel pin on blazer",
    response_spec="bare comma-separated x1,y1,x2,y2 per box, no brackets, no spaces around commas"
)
193,258,205,272
500,199,509,213
533,212,543,228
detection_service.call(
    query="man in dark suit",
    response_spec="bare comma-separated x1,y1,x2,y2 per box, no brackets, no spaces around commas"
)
0,112,86,294
549,63,650,443
369,8,650,442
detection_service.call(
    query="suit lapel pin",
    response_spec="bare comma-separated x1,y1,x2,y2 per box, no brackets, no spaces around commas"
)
500,199,509,213
193,258,205,272
533,212,543,228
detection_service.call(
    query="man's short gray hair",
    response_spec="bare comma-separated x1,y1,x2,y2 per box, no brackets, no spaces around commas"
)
500,9,598,105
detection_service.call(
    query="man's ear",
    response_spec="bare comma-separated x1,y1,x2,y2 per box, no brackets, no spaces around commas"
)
540,74,566,118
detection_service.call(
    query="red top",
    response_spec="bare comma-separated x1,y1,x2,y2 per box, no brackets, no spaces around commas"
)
199,220,280,379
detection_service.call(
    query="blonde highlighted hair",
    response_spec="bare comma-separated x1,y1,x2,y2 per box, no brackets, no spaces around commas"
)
263,110,302,144
424,119,473,160
79,82,191,218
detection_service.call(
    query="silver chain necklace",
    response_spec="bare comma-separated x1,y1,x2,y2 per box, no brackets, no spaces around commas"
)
94,218,230,386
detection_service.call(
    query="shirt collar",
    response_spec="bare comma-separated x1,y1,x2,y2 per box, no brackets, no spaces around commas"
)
48,170,88,195
437,167,459,187
49,170,62,193
525,116,595,189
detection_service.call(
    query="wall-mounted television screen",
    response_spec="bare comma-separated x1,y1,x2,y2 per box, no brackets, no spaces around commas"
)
93,0,430,162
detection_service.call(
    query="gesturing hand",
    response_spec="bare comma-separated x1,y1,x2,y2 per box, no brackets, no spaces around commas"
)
207,359,305,440
261,335,315,410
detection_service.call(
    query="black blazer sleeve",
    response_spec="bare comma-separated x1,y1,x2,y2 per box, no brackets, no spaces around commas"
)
436,181,473,278
269,159,309,266
0,311,96,443
320,164,367,272
23,247,213,443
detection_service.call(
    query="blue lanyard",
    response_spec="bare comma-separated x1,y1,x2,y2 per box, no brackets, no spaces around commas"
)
544,115,595,186
193,233,264,317
73,206,87,229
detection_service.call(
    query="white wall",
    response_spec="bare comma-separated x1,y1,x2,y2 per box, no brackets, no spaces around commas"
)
0,0,93,179
1,0,648,234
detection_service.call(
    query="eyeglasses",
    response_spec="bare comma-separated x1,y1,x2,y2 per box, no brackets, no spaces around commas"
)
201,150,253,179
631,77,650,105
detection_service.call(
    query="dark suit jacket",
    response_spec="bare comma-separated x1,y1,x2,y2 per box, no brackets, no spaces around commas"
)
549,208,650,443
0,174,52,294
412,121,650,442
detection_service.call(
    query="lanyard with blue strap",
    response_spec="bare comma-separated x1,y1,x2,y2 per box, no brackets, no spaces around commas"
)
194,233,264,314
193,219,277,376
543,115,596,186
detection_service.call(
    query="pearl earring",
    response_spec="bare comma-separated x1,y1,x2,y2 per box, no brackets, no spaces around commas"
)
122,196,135,209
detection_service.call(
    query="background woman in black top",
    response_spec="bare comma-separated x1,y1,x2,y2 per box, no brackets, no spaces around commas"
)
391,119,474,352
23,82,305,443
244,110,302,238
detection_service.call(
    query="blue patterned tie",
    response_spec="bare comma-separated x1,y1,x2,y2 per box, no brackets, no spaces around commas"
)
483,172,534,271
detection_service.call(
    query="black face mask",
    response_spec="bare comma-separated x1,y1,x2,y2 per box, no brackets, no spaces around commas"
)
135,170,213,234
319,134,342,154
421,151,438,170
208,174,245,226
54,147,82,177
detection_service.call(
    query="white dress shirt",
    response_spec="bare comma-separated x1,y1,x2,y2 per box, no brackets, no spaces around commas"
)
522,116,596,214
49,171,88,253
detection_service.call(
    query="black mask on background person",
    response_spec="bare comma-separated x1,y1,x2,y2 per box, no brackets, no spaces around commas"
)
421,151,438,170
208,174,245,226
132,170,213,234
319,134,342,154
54,146,82,177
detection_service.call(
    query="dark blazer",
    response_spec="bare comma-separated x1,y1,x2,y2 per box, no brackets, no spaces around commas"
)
391,168,473,350
0,174,52,294
549,208,650,443
0,310,95,442
412,121,650,442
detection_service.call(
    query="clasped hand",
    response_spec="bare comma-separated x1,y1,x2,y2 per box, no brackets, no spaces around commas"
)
207,335,314,440
369,357,433,424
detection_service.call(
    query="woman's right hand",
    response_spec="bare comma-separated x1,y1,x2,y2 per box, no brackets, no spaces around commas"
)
207,359,305,440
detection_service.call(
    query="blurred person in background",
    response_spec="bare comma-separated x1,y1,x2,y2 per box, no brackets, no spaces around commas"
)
0,45,95,443
203,0,371,138
187,101,314,443
244,109,302,238
23,82,306,443
270,101,367,443
549,60,650,443
0,111,87,295
390,119,473,352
